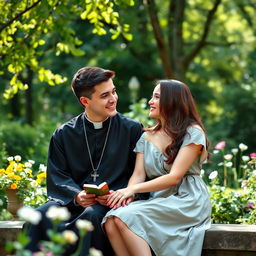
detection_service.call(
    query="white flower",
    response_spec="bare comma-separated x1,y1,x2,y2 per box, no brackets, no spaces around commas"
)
200,169,205,175
218,162,223,166
14,155,21,161
242,156,250,162
89,248,103,256
224,154,233,160
213,150,219,154
35,187,45,195
239,143,248,151
7,156,14,161
30,180,39,187
225,162,233,167
231,148,238,154
62,230,78,244
76,219,94,232
28,160,35,164
0,199,3,206
17,206,42,225
39,164,47,172
46,206,70,221
25,162,32,168
23,168,31,175
209,171,218,180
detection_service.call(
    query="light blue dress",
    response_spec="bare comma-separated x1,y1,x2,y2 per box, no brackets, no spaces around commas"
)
102,126,211,256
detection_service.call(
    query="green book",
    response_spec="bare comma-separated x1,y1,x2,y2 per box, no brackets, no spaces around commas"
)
83,182,109,196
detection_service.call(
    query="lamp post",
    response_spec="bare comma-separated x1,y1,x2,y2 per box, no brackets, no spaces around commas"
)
128,76,140,102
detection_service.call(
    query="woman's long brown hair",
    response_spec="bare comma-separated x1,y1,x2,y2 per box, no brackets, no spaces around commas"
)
150,80,210,164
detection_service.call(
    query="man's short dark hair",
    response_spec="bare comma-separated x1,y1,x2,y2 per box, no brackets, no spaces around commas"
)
71,67,115,99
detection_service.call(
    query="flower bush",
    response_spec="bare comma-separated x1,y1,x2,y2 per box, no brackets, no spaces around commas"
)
0,155,47,203
203,142,254,188
202,142,256,224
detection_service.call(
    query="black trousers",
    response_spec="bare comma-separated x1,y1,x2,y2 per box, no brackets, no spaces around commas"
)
26,200,114,256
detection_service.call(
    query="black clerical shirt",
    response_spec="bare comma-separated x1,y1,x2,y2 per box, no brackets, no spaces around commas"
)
46,112,143,205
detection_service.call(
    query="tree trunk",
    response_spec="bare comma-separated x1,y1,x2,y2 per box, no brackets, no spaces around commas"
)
145,0,173,78
168,0,186,80
10,94,20,119
23,69,34,125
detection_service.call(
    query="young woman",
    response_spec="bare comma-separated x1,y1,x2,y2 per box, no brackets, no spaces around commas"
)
102,79,212,256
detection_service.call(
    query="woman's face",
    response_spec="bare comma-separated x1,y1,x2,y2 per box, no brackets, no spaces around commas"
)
148,84,160,119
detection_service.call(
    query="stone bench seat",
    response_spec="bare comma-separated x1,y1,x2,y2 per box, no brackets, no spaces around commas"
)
0,222,256,256
202,224,256,256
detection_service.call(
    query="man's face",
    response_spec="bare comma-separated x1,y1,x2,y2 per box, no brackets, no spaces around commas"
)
81,79,118,122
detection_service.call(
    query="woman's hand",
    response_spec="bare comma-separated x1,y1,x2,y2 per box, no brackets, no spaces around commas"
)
106,187,135,209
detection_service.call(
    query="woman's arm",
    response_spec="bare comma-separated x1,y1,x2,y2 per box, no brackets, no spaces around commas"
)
106,152,146,207
127,152,147,186
107,143,202,208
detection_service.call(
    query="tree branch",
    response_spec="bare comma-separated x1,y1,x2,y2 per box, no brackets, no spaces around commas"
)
185,40,240,47
0,0,42,33
183,0,222,69
236,3,254,28
145,0,173,78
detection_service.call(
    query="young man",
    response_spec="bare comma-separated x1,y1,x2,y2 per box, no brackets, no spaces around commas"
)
27,67,143,255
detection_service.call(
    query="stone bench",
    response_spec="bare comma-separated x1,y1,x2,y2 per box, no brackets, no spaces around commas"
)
202,224,256,256
0,221,25,256
0,222,256,256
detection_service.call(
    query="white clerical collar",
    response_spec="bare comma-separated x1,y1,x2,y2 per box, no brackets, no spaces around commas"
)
84,114,108,129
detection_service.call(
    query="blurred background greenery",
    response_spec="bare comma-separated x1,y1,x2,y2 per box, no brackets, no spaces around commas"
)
0,0,255,165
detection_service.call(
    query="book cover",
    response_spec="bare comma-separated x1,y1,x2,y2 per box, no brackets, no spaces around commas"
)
83,181,109,196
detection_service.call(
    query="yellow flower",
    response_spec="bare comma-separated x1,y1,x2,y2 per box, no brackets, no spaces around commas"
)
25,169,33,177
36,172,46,184
6,166,14,174
14,175,22,181
36,178,42,184
8,173,15,179
0,156,47,200
10,183,17,189
16,163,24,171
37,172,46,179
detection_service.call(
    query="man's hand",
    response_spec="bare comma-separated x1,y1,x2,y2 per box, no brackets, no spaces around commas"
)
75,191,97,208
95,193,110,206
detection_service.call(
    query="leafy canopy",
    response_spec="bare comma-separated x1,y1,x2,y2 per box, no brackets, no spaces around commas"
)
0,0,134,99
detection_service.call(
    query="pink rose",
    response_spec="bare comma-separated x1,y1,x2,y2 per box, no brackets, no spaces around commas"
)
214,141,226,150
245,203,255,209
250,153,256,158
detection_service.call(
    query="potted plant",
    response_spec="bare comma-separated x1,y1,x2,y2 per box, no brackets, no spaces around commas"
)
0,155,46,217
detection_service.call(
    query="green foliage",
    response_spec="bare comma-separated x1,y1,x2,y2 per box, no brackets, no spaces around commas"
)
209,170,256,224
0,0,134,98
209,186,246,224
124,98,155,127
0,190,11,220
1,118,59,166
202,143,256,224
81,0,133,40
0,121,50,165
0,132,7,167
